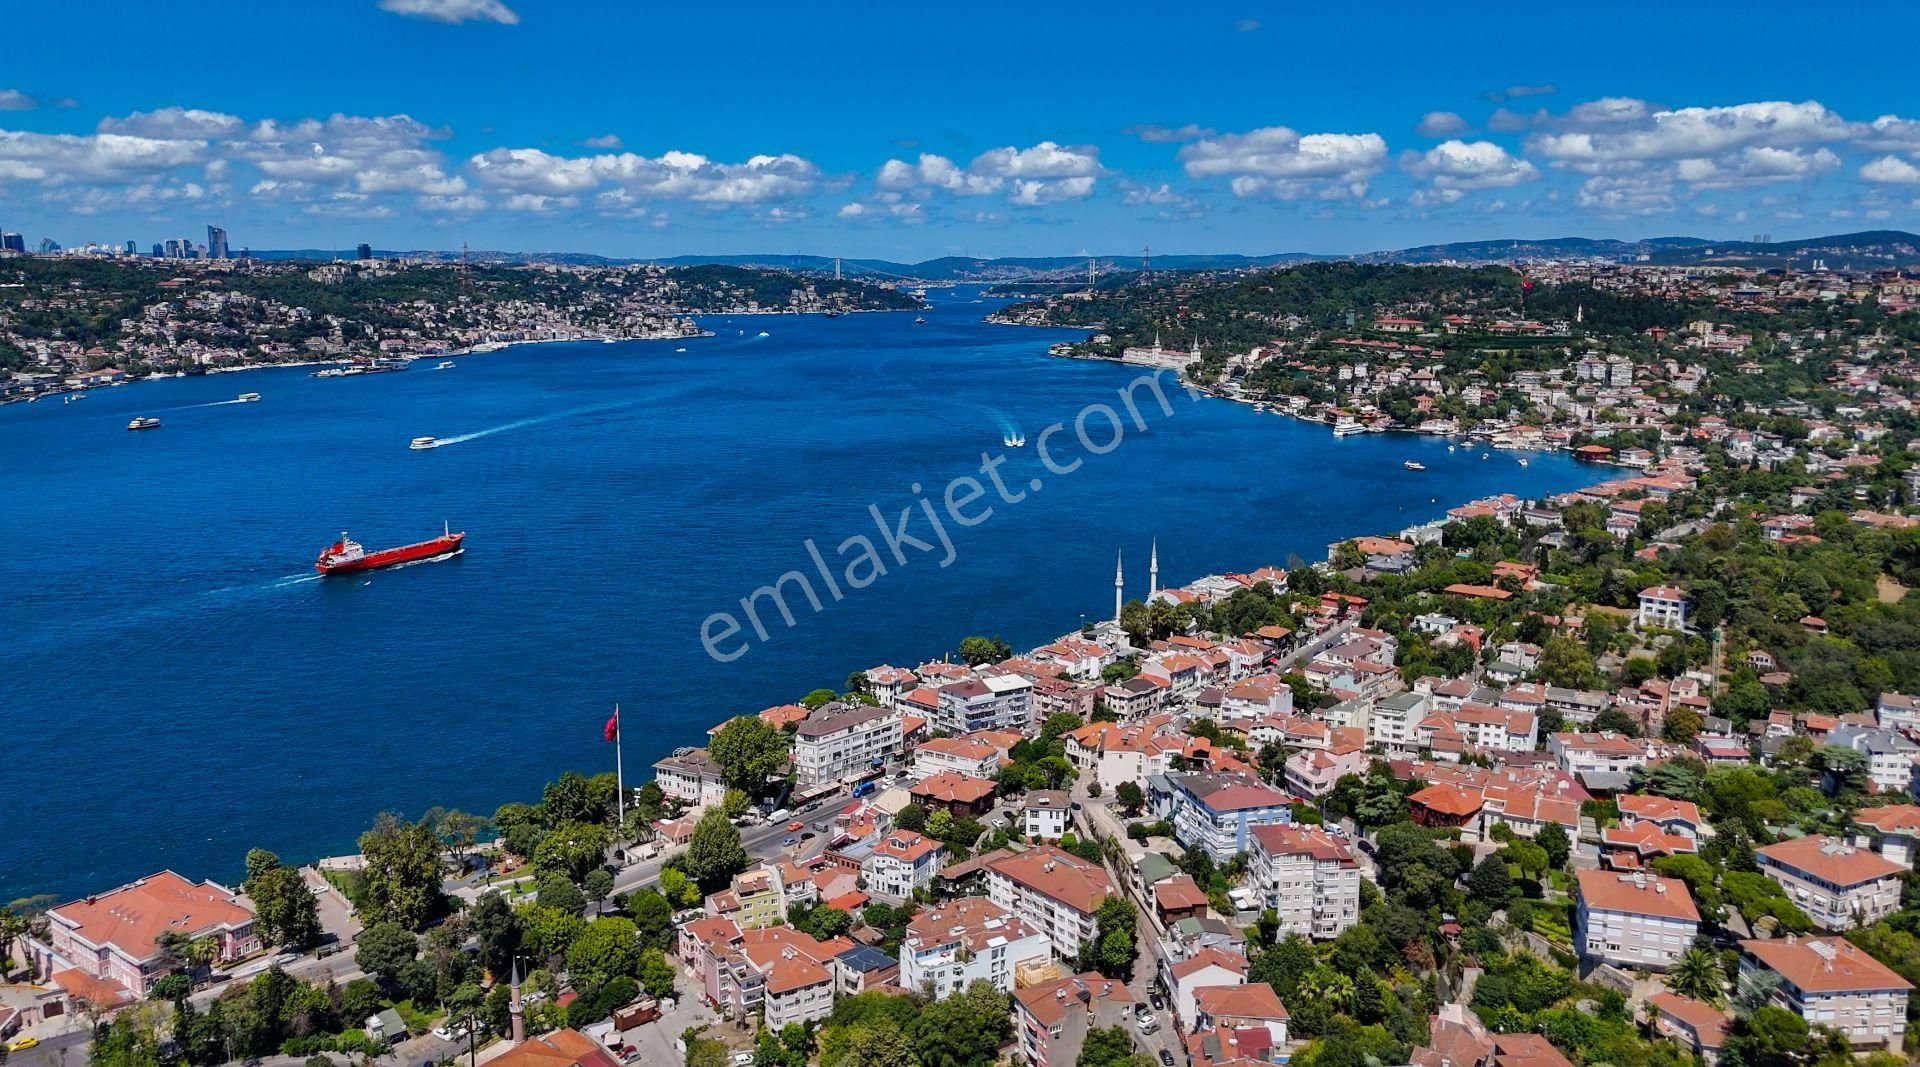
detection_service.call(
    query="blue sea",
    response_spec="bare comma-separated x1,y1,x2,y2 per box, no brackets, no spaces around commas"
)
0,290,1604,900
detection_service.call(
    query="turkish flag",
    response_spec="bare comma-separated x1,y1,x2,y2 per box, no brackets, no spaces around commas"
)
603,709,619,742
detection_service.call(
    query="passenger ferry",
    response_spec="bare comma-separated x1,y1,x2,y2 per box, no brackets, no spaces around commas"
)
127,417,161,431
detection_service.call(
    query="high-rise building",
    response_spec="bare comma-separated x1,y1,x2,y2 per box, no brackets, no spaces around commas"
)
207,226,229,260
37,238,60,254
151,243,164,257
0,232,25,253
356,243,373,261
163,239,184,258
125,240,138,255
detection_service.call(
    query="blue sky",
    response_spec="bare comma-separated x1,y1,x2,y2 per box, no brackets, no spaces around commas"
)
4,0,1920,259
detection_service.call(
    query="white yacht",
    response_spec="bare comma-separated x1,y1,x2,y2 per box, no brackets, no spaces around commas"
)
410,436,439,450
237,392,261,402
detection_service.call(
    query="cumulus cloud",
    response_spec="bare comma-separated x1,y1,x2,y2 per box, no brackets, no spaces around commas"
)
1179,125,1388,199
582,134,622,149
99,107,244,140
0,90,40,111
1575,173,1675,215
1415,111,1469,138
1529,100,1852,168
377,0,519,25
875,141,1101,205
1116,180,1206,218
1862,155,1920,184
1404,140,1540,193
469,146,822,205
0,129,209,184
1674,146,1839,189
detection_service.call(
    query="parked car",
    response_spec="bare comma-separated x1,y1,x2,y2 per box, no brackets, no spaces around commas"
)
1159,1050,1176,1066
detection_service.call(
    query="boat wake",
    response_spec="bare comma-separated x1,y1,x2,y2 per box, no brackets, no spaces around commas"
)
429,400,640,448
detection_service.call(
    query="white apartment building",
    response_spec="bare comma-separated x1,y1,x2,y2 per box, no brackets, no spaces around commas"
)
984,845,1115,957
1638,585,1689,630
935,675,1034,735
1548,732,1655,776
898,898,1051,999
1369,691,1428,753
793,703,903,788
862,830,944,899
1574,869,1700,971
1248,826,1361,939
1757,836,1905,930
1741,937,1912,1051
910,735,1006,780
652,747,730,807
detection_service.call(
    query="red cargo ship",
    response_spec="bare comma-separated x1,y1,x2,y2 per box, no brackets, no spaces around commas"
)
315,523,465,575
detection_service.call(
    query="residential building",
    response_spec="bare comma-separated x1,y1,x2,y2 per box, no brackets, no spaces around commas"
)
652,747,730,807
1193,982,1290,1047
1740,937,1911,1051
1854,804,1920,867
910,735,1005,779
34,872,259,999
1648,993,1731,1065
793,703,902,788
1013,973,1135,1067
1248,825,1361,939
487,1029,621,1067
1573,869,1700,971
984,845,1117,958
862,830,944,900
897,898,1051,999
1638,586,1689,630
1148,772,1295,861
935,676,1034,735
1756,835,1904,930
1164,945,1248,1033
1022,790,1072,841
1826,725,1919,794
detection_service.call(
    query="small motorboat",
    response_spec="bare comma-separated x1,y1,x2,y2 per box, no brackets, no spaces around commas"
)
1518,457,1530,467
914,316,928,325
410,436,439,450
1404,461,1426,471
237,392,261,402
436,361,456,370
128,417,161,431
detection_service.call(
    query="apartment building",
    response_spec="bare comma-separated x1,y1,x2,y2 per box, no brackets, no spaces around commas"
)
1148,772,1295,861
935,675,1034,735
1638,585,1689,630
984,845,1116,957
793,703,903,788
651,747,730,807
1547,732,1656,776
1573,869,1700,971
1854,804,1920,868
677,920,845,1028
861,830,944,900
1756,836,1904,930
1022,791,1072,841
1741,937,1912,1051
1013,973,1136,1067
897,898,1051,999
1248,826,1361,939
909,735,1006,779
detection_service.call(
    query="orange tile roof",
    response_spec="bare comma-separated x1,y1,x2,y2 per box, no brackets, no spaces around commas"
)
487,1029,622,1067
1855,804,1920,836
984,845,1116,914
50,968,133,1009
1575,869,1699,921
1758,835,1904,887
909,771,997,806
1742,936,1913,994
49,871,253,961
1195,982,1290,1021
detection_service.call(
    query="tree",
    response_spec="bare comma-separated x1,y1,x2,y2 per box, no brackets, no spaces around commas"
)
566,917,641,986
90,1003,171,1067
1668,946,1726,1005
1466,855,1513,904
1726,1005,1809,1067
355,922,418,987
1083,896,1138,978
708,717,789,791
244,848,282,883
1113,781,1145,816
535,821,612,885
956,635,1011,665
681,809,750,888
638,947,675,998
537,871,587,914
720,789,752,820
1537,636,1594,688
357,812,447,929
1663,707,1704,744
246,865,321,948
1535,822,1571,871
1076,1025,1149,1067
912,979,1012,1067
658,868,701,909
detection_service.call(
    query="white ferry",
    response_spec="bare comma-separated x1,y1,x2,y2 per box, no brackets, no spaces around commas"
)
127,417,161,431
410,436,439,450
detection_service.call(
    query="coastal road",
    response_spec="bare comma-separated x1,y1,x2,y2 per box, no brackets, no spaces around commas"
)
608,787,849,899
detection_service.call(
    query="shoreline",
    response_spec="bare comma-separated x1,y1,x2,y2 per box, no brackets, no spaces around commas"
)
2,304,1610,903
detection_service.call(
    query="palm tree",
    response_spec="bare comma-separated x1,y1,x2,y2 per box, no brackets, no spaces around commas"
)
1668,946,1726,1004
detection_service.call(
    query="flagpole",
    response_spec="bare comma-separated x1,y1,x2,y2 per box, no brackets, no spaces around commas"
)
614,703,625,831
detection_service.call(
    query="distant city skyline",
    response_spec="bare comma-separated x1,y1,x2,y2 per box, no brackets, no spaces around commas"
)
4,1,1920,258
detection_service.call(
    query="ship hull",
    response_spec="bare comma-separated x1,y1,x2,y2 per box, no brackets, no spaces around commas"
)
316,533,465,575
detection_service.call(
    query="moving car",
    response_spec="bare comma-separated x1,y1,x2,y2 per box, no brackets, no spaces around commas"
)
7,1037,40,1053
1159,1051,1176,1066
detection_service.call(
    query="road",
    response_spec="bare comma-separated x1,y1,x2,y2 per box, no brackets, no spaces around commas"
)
609,787,848,898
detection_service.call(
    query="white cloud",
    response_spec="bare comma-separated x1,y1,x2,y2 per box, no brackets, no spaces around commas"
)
582,134,622,149
469,147,822,205
0,90,40,111
1530,100,1852,168
1484,83,1557,103
1575,173,1675,215
1180,126,1387,199
99,107,244,140
837,202,867,218
1861,155,1920,184
1405,140,1540,193
876,141,1100,205
1674,146,1839,189
376,0,519,25
1415,111,1469,138
0,129,208,184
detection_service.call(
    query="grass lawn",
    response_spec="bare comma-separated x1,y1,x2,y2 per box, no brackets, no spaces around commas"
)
391,999,443,1032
